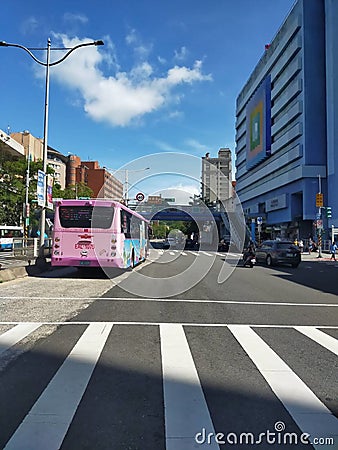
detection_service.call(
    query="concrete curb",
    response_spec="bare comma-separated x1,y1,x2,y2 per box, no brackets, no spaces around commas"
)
0,266,29,282
0,262,76,283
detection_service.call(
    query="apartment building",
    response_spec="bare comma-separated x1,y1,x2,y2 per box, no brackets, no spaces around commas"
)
68,156,123,199
201,148,232,204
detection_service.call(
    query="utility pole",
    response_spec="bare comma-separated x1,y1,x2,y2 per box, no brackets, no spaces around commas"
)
24,150,31,240
317,174,323,258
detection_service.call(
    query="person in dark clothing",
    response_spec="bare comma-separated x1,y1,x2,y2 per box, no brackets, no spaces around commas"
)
243,241,256,268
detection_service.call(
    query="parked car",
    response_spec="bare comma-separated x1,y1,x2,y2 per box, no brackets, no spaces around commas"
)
255,240,301,267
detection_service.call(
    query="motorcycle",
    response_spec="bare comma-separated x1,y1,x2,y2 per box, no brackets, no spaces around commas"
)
242,249,256,268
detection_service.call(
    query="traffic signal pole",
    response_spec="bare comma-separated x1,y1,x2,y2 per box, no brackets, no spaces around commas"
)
317,175,322,258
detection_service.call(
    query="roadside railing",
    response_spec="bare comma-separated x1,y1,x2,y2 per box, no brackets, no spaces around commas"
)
13,238,52,258
301,239,331,253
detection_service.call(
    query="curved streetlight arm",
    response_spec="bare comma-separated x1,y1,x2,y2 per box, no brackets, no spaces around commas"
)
49,40,104,67
0,39,104,67
0,41,46,66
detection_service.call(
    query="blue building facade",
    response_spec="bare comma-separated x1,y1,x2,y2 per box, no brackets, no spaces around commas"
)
235,0,338,241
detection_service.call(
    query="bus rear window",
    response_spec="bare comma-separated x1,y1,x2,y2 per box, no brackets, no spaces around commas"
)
59,206,114,229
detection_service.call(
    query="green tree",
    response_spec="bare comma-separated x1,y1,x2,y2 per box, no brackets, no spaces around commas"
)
0,157,45,226
151,222,167,238
53,182,93,199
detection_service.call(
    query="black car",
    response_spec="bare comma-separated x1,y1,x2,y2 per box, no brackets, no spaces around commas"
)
255,240,301,267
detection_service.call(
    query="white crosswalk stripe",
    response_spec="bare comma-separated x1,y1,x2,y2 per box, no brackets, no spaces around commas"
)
160,324,218,449
228,325,338,448
0,323,337,450
148,249,240,259
0,323,42,356
295,326,338,355
4,323,112,450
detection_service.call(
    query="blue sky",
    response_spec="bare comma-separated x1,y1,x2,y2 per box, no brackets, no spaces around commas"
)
1,0,295,203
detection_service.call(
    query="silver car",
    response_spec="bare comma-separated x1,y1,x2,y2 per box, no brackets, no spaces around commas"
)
255,240,301,268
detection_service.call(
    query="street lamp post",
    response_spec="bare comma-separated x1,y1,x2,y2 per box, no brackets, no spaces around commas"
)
24,149,31,238
0,38,104,261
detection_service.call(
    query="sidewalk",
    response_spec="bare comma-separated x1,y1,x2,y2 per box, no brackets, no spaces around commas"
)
300,251,336,262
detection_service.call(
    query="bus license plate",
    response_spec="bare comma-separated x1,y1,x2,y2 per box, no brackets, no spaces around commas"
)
79,260,91,266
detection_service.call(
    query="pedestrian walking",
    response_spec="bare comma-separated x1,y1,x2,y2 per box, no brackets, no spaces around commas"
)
299,239,304,253
330,241,337,261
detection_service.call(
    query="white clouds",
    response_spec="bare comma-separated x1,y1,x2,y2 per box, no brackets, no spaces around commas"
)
63,13,88,24
50,34,212,127
174,46,189,61
20,16,39,35
125,28,153,60
153,184,200,205
153,140,182,152
184,138,210,153
165,60,211,86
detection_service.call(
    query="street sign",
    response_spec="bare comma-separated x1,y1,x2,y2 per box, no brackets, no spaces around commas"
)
316,219,323,229
135,192,145,202
46,174,54,209
257,216,262,225
316,193,323,207
37,170,46,207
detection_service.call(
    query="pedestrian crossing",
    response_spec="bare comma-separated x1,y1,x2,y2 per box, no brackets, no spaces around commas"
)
0,323,337,450
150,249,240,258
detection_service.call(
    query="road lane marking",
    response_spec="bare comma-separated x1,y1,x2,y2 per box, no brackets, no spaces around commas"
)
160,324,219,449
228,325,338,447
4,323,112,450
200,251,212,256
0,323,42,355
1,297,337,307
295,326,338,356
0,322,338,329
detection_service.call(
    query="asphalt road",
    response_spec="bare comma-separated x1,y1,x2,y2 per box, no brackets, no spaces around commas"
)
0,249,337,450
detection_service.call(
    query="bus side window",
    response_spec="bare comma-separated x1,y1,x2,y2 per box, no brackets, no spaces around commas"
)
130,217,141,240
121,210,131,238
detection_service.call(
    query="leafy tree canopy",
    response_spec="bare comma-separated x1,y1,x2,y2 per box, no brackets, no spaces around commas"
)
0,156,93,227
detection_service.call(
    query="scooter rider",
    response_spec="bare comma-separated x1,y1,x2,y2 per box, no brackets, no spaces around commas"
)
243,240,256,268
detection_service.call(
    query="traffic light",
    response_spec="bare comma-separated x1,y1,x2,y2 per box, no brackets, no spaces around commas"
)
326,207,332,218
316,193,323,207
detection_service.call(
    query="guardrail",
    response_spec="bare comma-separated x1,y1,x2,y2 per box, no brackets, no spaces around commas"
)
301,239,332,252
12,238,52,258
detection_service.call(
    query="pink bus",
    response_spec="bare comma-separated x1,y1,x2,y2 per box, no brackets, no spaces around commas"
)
51,199,149,269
